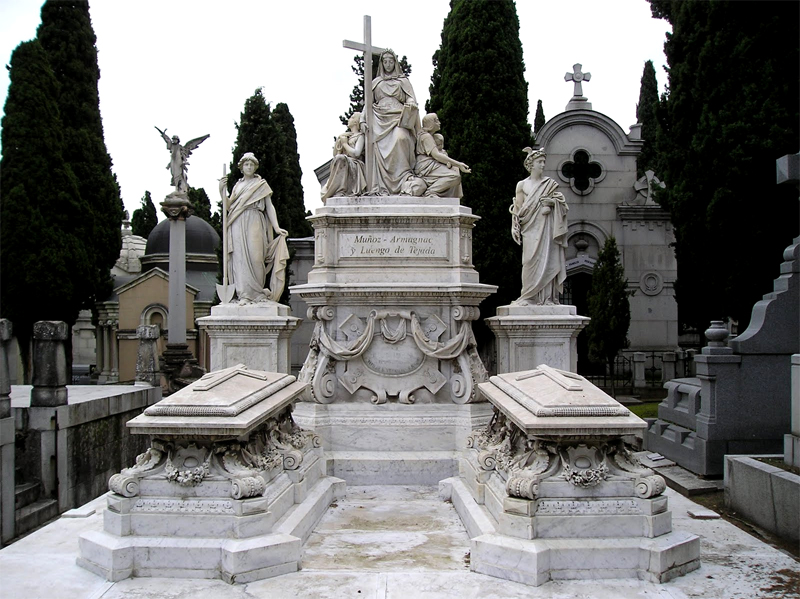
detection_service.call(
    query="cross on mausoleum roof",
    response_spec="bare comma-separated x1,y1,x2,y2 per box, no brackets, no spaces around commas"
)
564,63,592,111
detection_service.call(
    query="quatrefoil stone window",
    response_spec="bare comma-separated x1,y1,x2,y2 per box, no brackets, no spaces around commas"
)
560,150,603,195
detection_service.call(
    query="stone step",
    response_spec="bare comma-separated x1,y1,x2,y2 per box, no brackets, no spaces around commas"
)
325,451,458,486
654,465,722,497
15,498,59,538
14,481,40,511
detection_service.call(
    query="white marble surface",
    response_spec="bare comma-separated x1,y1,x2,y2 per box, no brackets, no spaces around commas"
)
1,486,798,598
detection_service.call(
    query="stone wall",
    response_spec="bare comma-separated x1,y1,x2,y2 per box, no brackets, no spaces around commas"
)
11,384,161,514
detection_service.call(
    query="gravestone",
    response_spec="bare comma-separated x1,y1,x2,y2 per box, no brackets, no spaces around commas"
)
646,237,799,475
77,364,344,583
442,364,699,585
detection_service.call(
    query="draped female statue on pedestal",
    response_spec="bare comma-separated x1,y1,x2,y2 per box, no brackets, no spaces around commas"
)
510,147,569,305
218,153,289,304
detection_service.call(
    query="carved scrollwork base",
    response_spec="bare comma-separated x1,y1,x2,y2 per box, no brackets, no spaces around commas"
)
107,407,316,500
468,408,665,501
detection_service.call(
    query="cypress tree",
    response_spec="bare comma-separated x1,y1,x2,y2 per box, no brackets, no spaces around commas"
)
649,0,799,332
0,40,92,378
636,60,659,178
585,237,631,397
340,54,412,126
37,0,122,304
427,0,533,343
533,100,546,136
272,103,312,237
131,191,158,239
229,90,310,238
187,186,219,233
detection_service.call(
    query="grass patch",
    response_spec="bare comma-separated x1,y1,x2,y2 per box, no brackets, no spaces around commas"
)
628,402,661,419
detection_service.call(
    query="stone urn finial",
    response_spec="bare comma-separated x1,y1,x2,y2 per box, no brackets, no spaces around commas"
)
705,320,729,348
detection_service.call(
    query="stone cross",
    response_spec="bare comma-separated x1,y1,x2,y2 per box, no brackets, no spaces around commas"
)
564,63,591,98
343,15,387,191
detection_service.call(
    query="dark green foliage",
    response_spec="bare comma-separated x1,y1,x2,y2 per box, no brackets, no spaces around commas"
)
340,54,412,126
37,0,122,304
636,60,658,178
585,238,631,396
0,40,92,376
427,0,533,340
649,0,800,332
131,191,158,239
271,104,312,238
187,186,222,237
228,90,311,238
533,100,546,136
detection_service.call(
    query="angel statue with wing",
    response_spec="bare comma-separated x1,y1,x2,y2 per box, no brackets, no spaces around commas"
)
155,126,210,195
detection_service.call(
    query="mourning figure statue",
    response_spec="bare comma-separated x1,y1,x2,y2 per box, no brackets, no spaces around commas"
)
218,153,289,304
510,147,569,305
411,113,470,197
321,112,366,203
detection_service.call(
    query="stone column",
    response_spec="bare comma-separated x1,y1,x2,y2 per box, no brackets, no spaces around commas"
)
160,195,204,393
135,325,161,387
31,321,69,407
109,319,119,382
0,319,15,545
28,321,70,502
662,351,677,383
685,349,698,376
786,354,800,467
632,352,647,388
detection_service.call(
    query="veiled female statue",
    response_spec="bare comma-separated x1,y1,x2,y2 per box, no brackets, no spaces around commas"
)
320,112,366,203
510,147,569,305
367,49,418,195
218,153,289,304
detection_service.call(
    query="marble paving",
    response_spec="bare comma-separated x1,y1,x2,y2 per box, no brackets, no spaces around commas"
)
1,486,797,598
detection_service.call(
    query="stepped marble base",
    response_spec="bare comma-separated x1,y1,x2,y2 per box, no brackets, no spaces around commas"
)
293,401,493,485
485,304,589,374
198,303,299,374
78,453,345,583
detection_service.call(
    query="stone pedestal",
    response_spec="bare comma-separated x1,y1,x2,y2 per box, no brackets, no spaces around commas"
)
485,304,589,374
289,196,496,483
77,364,344,583
198,303,299,374
445,365,699,586
291,196,496,406
31,320,69,407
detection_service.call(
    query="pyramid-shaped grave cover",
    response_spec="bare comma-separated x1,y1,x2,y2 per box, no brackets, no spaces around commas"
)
478,365,645,436
128,364,306,437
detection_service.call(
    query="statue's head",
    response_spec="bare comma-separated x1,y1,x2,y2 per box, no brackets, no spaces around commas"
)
238,152,259,170
523,147,546,172
348,112,361,128
422,113,440,132
378,50,402,78
171,135,180,144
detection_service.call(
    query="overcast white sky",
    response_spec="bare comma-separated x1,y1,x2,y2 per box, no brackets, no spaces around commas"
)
1,0,670,221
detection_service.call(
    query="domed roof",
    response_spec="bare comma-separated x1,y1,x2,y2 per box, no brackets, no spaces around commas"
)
145,215,220,257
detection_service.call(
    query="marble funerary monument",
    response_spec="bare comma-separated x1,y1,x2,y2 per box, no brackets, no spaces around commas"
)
77,16,699,588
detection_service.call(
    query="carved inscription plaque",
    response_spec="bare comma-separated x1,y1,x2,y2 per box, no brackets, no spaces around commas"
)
339,231,447,259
